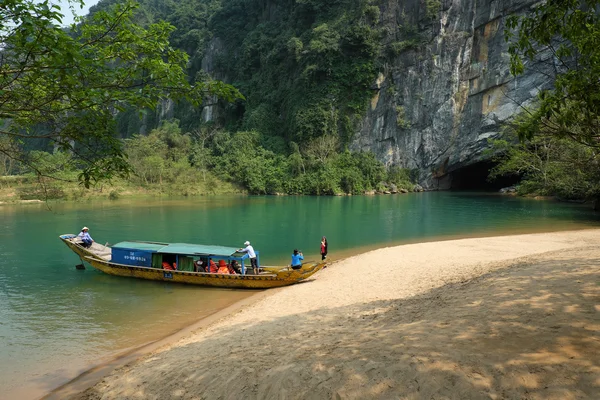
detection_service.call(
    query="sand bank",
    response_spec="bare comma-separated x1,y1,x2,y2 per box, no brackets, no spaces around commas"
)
68,230,600,399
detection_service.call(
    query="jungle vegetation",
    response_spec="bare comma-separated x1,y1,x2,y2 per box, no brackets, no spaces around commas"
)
0,0,240,188
1,0,418,200
490,0,600,203
5,0,597,202
1,120,413,201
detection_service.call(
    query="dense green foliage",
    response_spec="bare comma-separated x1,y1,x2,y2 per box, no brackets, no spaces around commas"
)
210,0,382,145
488,131,600,200
125,120,412,195
1,120,413,200
112,0,418,196
492,0,600,202
506,0,600,148
1,0,422,197
0,0,240,186
103,0,389,144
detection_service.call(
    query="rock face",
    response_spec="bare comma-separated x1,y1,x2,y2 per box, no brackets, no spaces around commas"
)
351,0,553,189
195,0,553,189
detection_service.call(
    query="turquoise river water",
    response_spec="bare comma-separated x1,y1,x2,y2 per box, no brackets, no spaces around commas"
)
1,192,599,399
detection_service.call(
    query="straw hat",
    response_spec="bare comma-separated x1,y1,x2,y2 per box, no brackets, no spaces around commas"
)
244,241,250,245
82,227,89,231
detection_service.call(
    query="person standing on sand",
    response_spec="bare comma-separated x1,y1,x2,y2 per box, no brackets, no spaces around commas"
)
320,236,328,260
238,241,259,275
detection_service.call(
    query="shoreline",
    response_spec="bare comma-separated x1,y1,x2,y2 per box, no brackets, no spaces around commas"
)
40,228,600,400
1,189,595,208
41,289,273,400
17,220,596,400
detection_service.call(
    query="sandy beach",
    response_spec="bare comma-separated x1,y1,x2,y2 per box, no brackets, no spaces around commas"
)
57,230,600,399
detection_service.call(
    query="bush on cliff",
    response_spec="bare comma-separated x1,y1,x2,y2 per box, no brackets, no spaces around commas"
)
488,131,600,201
500,0,600,203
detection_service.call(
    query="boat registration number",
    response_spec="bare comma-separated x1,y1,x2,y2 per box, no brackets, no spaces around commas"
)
163,272,173,279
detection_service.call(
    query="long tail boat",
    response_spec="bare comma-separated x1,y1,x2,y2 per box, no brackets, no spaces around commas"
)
59,234,325,289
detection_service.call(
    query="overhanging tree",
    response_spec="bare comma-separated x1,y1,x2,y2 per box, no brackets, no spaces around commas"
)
505,0,600,148
0,0,242,186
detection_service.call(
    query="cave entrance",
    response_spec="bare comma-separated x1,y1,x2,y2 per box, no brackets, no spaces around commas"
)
449,161,520,191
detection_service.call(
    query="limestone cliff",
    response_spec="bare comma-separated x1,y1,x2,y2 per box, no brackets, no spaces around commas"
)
194,0,552,189
351,0,552,188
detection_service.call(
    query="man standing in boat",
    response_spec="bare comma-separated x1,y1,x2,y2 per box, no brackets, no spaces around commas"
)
77,227,94,248
238,241,259,275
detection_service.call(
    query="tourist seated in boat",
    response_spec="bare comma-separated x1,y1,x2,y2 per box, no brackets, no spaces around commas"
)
228,260,240,274
217,259,230,274
194,259,205,273
162,261,177,270
291,249,304,270
77,227,94,248
207,259,218,273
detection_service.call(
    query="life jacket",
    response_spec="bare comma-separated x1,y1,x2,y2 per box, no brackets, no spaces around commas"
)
217,266,230,274
208,260,218,273
162,262,175,270
217,260,229,274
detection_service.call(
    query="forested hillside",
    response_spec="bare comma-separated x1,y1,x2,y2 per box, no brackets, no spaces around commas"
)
93,0,547,192
1,0,420,199
92,0,420,196
4,0,598,202
98,0,385,148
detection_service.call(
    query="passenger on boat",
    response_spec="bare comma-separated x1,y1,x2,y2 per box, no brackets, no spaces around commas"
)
291,249,304,270
238,241,259,275
217,259,230,274
228,260,240,274
194,259,205,273
162,262,176,270
207,259,219,273
77,227,94,248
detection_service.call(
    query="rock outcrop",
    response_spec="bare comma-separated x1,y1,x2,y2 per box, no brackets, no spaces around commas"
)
351,0,553,189
194,0,552,189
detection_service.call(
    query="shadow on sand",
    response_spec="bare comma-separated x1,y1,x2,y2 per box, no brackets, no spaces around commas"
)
77,251,600,400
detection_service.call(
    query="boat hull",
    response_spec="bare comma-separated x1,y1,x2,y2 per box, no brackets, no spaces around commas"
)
59,234,111,260
86,258,321,289
60,235,325,289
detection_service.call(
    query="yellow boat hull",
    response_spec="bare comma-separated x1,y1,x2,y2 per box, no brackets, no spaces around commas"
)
60,236,104,260
60,235,325,289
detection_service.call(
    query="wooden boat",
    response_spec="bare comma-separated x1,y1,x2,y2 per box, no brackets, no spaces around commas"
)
59,234,325,289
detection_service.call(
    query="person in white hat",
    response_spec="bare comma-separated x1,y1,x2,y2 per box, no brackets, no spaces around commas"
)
238,241,258,275
77,226,94,248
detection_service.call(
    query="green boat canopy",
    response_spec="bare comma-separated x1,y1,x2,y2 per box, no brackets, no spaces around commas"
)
112,241,242,256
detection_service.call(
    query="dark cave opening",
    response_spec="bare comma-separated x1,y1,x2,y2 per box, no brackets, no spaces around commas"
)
449,161,521,191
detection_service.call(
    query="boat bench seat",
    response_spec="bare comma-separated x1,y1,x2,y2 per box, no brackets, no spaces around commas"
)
69,238,111,258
